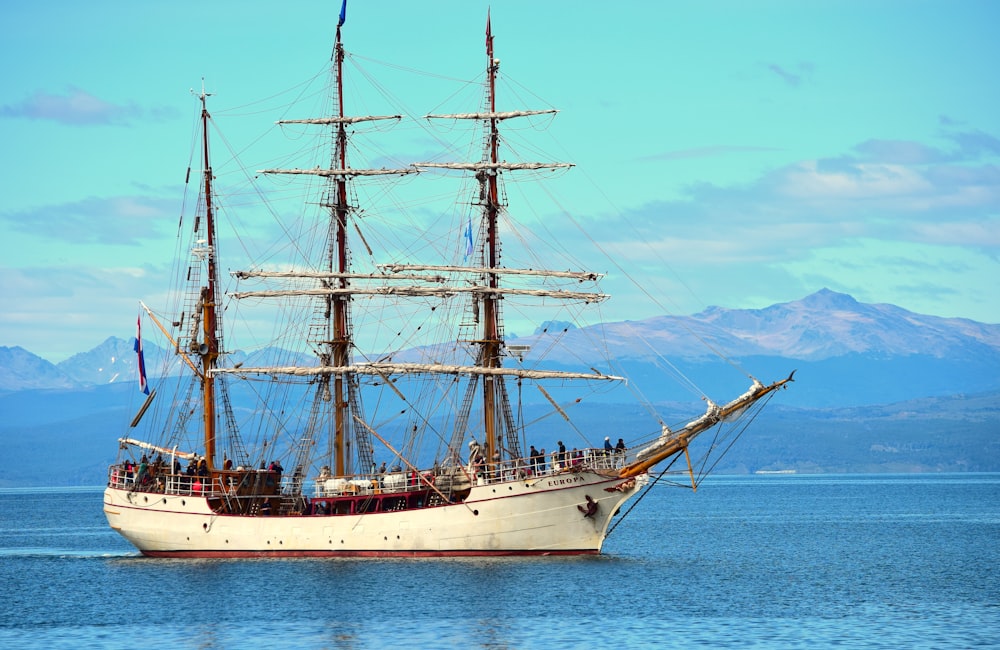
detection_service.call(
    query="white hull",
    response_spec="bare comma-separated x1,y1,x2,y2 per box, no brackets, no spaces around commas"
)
104,470,646,557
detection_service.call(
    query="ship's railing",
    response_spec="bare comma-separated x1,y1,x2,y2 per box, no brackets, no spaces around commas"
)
474,446,625,485
310,445,627,496
107,465,135,489
107,444,629,498
106,464,270,498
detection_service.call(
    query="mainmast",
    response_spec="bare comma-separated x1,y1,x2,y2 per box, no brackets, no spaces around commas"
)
254,5,415,478
329,21,350,477
481,13,501,463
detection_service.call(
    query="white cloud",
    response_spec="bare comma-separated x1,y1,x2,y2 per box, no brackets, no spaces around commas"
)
0,87,178,126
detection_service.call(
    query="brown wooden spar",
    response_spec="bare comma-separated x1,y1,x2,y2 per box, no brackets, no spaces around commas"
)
416,12,574,465
617,372,796,480
331,21,349,478
197,89,220,470
257,8,415,481
481,10,500,464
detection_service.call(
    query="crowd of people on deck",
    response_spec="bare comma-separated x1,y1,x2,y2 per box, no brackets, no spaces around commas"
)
114,452,291,496
465,436,628,483
115,434,630,497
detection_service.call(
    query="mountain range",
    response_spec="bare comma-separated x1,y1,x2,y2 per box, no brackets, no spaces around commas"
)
4,289,997,406
1,289,998,486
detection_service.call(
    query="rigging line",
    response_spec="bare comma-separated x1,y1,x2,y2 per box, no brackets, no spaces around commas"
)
359,64,493,162
541,131,706,316
519,122,756,382
616,320,705,398
366,367,452,453
605,454,687,539
348,51,474,84
353,415,474,514
502,73,562,119
213,64,329,119
537,179,756,383
694,391,776,484
203,116,318,272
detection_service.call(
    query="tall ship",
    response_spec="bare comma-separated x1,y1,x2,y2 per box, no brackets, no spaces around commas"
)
104,9,793,557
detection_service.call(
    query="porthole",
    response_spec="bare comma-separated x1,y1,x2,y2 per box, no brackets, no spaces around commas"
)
143,496,148,503
473,509,479,516
181,500,186,506
203,523,208,531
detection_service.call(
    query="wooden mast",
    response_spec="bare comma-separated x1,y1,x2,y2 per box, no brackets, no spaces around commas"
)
331,16,350,477
481,11,501,464
254,2,414,479
198,88,219,469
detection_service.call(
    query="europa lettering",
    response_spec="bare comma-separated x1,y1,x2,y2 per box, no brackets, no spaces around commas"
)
546,476,585,487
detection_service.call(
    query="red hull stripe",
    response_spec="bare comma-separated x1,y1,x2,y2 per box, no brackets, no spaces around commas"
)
141,548,598,559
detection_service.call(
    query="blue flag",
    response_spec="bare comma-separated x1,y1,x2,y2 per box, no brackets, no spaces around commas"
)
338,0,347,27
464,218,474,259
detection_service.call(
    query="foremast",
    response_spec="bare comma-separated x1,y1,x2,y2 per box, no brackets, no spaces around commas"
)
196,89,221,469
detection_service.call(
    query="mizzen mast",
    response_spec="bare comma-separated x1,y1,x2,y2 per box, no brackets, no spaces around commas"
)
197,87,220,469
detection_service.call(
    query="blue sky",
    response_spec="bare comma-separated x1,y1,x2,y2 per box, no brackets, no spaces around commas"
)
2,0,998,362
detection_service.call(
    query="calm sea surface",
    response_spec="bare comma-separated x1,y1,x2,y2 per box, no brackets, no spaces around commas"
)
1,474,997,649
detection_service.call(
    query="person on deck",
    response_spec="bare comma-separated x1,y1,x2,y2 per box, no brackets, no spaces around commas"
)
137,455,149,486
468,440,485,479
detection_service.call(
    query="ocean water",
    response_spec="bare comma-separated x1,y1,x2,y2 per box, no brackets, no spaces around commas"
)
1,474,997,649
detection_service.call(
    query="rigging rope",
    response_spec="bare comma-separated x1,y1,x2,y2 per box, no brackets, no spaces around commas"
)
604,453,686,540
604,390,778,541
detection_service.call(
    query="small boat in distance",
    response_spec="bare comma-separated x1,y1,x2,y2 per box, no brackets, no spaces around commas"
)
103,7,793,557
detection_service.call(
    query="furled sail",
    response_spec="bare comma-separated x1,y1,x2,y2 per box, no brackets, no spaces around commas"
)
230,286,607,302
424,109,557,120
213,362,623,382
